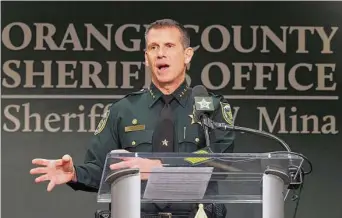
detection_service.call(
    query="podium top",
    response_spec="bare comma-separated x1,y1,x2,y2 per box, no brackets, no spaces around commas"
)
97,151,304,204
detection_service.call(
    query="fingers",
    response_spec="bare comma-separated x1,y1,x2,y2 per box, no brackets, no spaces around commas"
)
54,159,63,166
131,165,139,169
118,157,135,161
110,161,131,170
33,155,72,167
35,174,49,183
62,154,72,162
30,167,48,175
34,175,56,192
32,159,50,166
55,154,72,166
47,180,56,192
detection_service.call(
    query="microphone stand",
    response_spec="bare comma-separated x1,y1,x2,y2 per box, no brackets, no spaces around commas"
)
202,117,211,148
202,118,292,152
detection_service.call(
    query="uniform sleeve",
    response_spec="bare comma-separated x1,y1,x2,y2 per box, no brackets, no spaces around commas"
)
67,104,120,192
208,97,235,153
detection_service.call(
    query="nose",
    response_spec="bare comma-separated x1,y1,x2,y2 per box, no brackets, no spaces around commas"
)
157,47,166,58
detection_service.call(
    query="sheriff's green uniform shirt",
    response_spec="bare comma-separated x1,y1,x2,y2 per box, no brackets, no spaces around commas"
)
68,80,235,192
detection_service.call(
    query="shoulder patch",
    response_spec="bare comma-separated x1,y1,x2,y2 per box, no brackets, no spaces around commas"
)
220,102,234,126
94,109,110,135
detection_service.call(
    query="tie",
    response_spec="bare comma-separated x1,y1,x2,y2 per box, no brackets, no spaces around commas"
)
152,95,175,152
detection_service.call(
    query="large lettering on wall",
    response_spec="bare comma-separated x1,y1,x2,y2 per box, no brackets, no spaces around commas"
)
1,22,339,135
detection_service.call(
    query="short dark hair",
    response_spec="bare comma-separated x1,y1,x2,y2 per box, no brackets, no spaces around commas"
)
145,18,190,48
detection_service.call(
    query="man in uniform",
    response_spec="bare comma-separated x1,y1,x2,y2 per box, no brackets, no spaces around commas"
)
30,19,235,217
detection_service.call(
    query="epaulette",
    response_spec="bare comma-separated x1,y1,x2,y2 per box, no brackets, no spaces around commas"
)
208,92,226,102
122,88,148,98
208,92,221,98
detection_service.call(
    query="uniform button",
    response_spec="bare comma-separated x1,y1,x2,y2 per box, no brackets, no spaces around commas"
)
195,138,200,143
132,119,138,125
132,141,136,146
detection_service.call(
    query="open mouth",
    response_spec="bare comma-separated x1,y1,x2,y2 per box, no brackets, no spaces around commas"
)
157,64,170,71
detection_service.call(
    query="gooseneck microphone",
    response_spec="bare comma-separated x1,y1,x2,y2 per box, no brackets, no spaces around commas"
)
191,85,292,152
191,85,312,177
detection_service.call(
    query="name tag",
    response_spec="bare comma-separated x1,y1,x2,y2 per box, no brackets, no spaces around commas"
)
125,124,145,132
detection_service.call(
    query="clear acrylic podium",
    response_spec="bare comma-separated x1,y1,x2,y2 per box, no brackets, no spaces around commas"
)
97,151,304,218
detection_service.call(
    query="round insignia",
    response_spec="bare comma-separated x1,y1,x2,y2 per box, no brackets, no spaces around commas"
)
220,102,233,126
94,110,110,135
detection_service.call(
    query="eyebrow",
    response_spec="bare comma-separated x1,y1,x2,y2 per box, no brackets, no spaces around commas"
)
147,42,176,47
145,42,178,52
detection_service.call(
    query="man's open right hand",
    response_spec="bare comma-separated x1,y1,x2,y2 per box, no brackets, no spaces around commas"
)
30,154,76,192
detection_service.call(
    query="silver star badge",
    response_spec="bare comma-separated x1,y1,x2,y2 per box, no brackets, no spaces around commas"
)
197,98,211,109
162,139,168,146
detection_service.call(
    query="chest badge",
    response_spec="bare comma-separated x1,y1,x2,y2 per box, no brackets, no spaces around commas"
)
161,139,169,146
125,125,145,132
125,118,146,132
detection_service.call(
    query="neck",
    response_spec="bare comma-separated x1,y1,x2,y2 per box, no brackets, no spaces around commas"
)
152,75,185,95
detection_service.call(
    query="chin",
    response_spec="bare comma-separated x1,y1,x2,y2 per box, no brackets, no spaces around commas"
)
155,74,175,84
156,77,174,84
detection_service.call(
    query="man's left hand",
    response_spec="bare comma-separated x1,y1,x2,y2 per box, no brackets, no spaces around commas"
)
109,157,163,180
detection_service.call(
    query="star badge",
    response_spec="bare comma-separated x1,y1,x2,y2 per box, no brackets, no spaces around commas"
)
189,114,197,124
162,139,168,146
196,98,211,109
189,106,202,125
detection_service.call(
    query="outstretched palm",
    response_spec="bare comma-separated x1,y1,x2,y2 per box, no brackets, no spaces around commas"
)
30,155,75,191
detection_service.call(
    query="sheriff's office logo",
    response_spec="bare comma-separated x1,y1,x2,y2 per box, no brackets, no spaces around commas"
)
94,110,110,135
194,96,214,111
220,102,233,126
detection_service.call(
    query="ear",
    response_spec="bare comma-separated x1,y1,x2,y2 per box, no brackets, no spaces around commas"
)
184,47,194,64
144,51,149,67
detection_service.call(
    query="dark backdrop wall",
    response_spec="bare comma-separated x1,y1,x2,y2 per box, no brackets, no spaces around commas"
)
1,1,341,218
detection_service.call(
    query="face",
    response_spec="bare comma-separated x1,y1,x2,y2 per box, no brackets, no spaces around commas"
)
145,27,194,85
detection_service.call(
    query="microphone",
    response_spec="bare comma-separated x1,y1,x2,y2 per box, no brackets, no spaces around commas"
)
191,85,215,148
190,86,243,171
191,85,294,153
191,85,215,117
190,87,312,191
190,86,292,152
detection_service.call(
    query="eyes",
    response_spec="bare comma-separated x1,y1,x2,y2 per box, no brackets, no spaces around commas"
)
147,43,175,52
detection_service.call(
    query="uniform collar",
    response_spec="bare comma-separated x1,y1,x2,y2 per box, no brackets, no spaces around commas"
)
148,80,190,108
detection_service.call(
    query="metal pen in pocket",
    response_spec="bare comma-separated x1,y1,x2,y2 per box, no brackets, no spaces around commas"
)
184,126,186,139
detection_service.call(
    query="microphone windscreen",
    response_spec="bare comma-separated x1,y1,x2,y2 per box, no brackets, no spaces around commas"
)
191,85,209,98
191,85,215,115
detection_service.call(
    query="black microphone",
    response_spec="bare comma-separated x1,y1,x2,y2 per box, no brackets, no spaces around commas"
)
191,85,293,152
191,85,215,148
190,89,312,190
190,85,243,172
